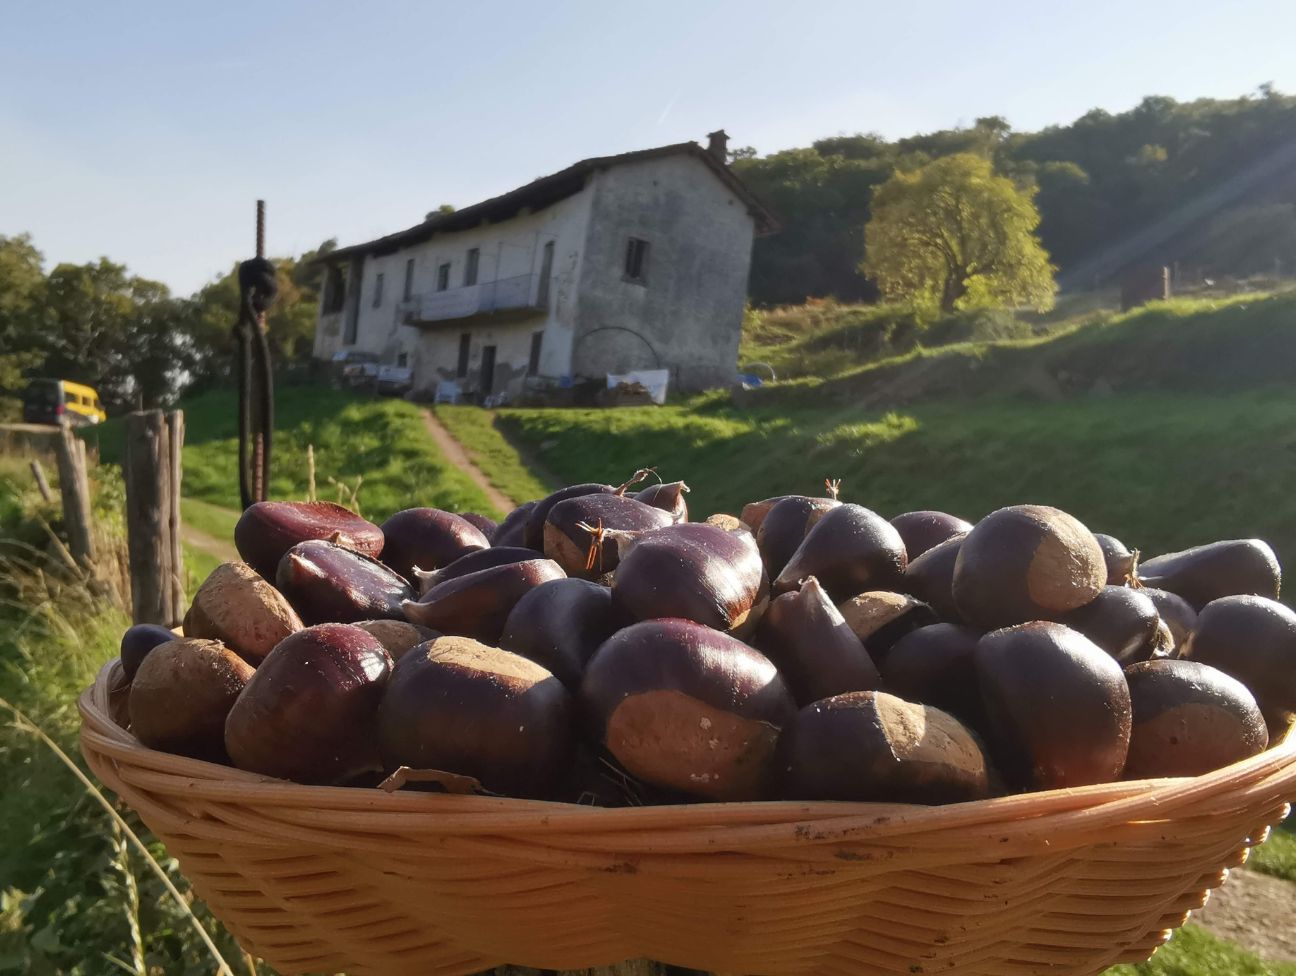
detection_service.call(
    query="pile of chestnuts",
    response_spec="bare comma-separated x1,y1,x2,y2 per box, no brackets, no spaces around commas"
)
114,473,1296,806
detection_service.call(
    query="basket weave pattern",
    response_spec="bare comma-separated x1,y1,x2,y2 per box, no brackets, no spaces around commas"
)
81,661,1295,976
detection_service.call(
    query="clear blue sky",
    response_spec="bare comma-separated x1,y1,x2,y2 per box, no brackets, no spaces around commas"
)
3,0,1294,296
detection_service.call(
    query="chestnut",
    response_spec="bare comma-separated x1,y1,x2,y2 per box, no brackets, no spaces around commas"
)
1052,585,1161,664
499,578,624,688
900,533,967,622
1094,532,1138,585
756,495,839,578
890,510,973,560
353,619,439,661
581,619,796,800
881,623,987,734
402,558,566,644
953,505,1106,630
414,546,539,593
1123,659,1268,779
276,539,413,625
774,503,907,601
1180,594,1296,727
234,500,384,580
524,483,614,550
739,495,794,533
377,636,574,798
225,624,393,784
459,512,498,541
130,638,254,762
836,591,938,665
492,500,538,549
378,508,489,584
183,561,302,663
778,691,991,804
635,480,690,522
753,577,880,706
119,623,177,681
1141,587,1198,652
544,492,673,579
975,621,1131,790
1138,539,1281,610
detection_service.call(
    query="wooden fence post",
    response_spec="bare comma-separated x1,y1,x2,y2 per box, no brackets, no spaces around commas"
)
167,410,186,622
29,459,52,503
124,410,176,626
54,424,95,564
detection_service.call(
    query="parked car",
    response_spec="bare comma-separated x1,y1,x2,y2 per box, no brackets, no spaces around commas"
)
22,378,107,427
331,350,380,389
376,364,413,396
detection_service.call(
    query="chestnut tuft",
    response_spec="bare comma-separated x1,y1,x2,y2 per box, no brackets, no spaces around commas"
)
234,500,383,580
130,638,254,762
183,561,302,662
378,508,489,584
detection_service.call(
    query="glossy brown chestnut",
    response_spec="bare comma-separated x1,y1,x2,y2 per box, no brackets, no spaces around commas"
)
739,495,794,533
1094,532,1138,585
1138,539,1281,609
499,577,624,688
377,636,574,798
1180,594,1296,727
1053,585,1161,664
836,591,938,666
581,618,796,800
953,505,1106,630
120,623,178,681
276,539,413,625
1141,587,1198,652
414,546,540,593
402,558,566,643
900,533,967,622
975,621,1131,790
523,484,614,550
754,577,880,706
609,522,766,636
635,480,690,522
130,638,254,762
756,495,839,578
777,691,991,804
353,619,439,660
378,508,489,584
1123,659,1268,778
234,500,384,580
459,512,499,541
881,623,987,733
774,503,907,601
225,624,393,784
890,510,973,560
183,561,302,662
492,500,538,549
544,492,673,579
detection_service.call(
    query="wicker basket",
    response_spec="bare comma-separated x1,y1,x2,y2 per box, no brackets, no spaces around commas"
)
80,659,1295,976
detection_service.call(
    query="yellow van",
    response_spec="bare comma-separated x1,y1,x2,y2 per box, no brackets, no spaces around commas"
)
22,379,108,427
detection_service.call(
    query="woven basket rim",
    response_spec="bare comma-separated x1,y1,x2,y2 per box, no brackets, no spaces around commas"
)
80,658,1296,841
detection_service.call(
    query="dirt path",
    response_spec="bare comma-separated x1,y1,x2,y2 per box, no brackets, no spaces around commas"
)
420,409,516,513
1193,867,1296,962
181,523,239,563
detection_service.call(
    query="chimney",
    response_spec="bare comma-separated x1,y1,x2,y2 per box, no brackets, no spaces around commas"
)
706,129,729,165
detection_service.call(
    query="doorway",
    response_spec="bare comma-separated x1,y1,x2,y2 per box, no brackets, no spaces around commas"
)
480,345,496,395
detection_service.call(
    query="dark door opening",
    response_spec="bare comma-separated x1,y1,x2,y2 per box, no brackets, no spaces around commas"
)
480,345,497,395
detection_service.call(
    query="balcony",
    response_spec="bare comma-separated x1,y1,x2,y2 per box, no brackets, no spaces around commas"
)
405,274,545,326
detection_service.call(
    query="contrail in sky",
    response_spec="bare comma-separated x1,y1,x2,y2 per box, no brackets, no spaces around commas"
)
657,87,683,126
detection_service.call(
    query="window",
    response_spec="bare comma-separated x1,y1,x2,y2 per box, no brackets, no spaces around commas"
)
437,262,451,291
527,331,544,377
403,258,414,301
624,237,649,282
537,240,554,307
397,352,408,368
323,266,346,313
372,272,384,308
464,248,479,286
456,333,470,377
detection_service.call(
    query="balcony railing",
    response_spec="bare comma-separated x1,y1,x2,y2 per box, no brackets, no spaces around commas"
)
407,274,542,325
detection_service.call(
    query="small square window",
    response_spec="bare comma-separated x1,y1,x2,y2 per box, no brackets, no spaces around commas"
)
437,263,451,291
372,272,384,308
624,238,649,282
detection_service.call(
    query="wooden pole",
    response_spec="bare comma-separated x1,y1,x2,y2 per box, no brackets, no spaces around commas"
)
29,459,52,503
167,411,186,623
124,410,173,626
54,424,95,565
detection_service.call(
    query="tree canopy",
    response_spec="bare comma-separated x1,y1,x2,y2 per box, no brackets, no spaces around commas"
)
862,154,1056,313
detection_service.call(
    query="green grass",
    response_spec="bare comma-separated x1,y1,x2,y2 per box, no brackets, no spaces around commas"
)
1250,818,1296,882
180,495,239,541
434,404,556,504
91,387,502,523
1105,925,1296,975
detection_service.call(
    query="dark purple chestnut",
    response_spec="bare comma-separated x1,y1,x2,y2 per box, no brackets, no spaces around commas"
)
890,510,973,560
975,622,1131,790
120,623,177,681
276,540,413,625
130,638,254,762
353,620,439,661
609,522,766,637
753,577,880,706
459,512,498,541
1141,588,1198,652
377,636,574,798
1138,539,1281,610
414,546,539,593
524,484,614,550
1094,533,1138,585
774,503,907,601
544,492,673,579
881,623,987,733
234,501,384,580
778,691,991,804
635,481,690,522
1123,659,1268,779
1180,594,1296,727
581,619,796,800
378,508,489,584
836,591,938,666
901,533,967,622
1053,585,1161,664
493,500,538,549
402,558,566,644
740,496,794,533
183,561,303,663
498,578,624,689
224,624,393,784
953,505,1106,630
756,495,839,578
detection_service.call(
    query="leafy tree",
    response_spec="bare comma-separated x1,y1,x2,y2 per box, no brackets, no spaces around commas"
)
0,235,47,419
861,154,1056,313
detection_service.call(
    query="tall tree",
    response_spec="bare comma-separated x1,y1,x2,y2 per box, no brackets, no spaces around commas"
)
862,154,1056,313
0,235,47,418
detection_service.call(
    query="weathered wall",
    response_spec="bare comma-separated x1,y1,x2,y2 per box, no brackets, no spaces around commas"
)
571,154,756,392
